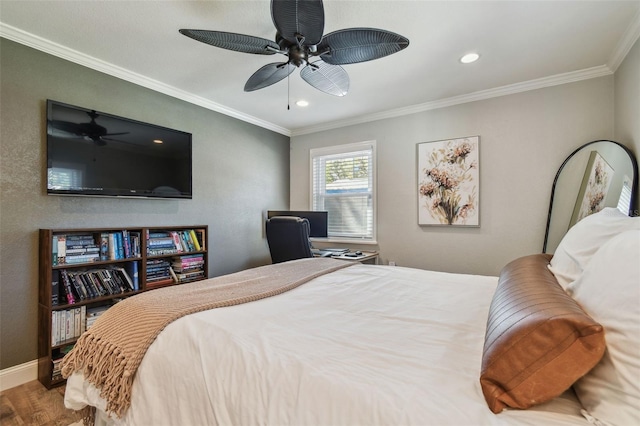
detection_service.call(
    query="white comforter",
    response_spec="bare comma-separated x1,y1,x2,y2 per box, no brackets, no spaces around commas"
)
66,263,588,425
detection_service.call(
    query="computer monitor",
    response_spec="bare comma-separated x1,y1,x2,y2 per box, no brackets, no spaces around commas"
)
267,210,328,238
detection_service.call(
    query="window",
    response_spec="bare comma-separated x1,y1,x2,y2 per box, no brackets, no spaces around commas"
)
310,141,376,241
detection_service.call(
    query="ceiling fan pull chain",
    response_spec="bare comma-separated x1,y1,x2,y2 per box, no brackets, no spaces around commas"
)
287,71,290,110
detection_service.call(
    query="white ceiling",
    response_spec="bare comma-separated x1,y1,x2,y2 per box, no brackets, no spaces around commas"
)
1,1,639,136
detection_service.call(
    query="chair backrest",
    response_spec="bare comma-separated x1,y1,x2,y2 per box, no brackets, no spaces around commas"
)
266,216,313,263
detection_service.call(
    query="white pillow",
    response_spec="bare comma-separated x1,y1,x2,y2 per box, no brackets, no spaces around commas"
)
568,230,640,426
548,208,640,289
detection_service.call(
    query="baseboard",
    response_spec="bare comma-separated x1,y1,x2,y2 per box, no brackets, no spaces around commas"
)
0,360,37,391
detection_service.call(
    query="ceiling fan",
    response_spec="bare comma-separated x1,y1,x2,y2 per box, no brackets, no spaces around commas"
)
179,0,409,97
48,111,128,146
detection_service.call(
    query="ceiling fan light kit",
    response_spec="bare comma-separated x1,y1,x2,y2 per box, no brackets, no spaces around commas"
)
179,0,409,97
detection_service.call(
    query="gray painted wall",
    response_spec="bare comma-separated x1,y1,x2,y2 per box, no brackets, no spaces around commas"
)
0,39,290,369
291,77,616,276
614,38,640,208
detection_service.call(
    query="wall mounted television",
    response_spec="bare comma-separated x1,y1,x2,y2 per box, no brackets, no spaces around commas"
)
46,100,192,199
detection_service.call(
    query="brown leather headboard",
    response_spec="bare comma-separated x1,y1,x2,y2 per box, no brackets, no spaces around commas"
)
480,254,606,413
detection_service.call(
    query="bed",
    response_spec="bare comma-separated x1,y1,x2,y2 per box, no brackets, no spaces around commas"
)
63,208,639,426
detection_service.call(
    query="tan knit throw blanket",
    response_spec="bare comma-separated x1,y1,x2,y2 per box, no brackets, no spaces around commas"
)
61,257,352,419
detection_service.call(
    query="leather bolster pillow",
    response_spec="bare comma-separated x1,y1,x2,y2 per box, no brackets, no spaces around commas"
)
480,254,605,413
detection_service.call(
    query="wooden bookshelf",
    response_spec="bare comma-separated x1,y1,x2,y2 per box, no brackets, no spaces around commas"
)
37,225,208,389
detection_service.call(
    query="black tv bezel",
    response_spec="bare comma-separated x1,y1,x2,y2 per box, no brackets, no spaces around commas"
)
267,210,329,238
46,99,193,200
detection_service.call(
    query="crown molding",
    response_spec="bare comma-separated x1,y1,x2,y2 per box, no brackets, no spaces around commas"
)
1,20,628,139
608,7,640,72
291,65,613,136
0,23,291,137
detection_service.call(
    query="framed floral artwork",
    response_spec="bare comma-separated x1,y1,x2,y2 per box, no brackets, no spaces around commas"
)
417,136,480,226
569,151,614,227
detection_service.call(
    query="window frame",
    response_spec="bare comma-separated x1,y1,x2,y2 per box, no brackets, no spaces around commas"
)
309,140,377,244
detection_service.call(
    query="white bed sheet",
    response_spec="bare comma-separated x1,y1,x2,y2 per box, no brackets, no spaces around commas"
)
66,263,588,425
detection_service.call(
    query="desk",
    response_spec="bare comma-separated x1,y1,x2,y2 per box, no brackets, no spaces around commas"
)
332,251,378,264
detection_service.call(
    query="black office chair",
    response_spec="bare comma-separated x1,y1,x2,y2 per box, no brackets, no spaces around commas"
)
266,216,314,263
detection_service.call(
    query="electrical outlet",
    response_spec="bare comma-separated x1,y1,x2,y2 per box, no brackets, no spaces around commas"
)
389,261,396,266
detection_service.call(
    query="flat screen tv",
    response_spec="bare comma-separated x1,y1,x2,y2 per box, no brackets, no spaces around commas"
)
267,210,328,238
46,100,192,199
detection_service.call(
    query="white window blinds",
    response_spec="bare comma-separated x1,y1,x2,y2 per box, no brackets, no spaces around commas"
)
48,167,83,190
310,141,376,240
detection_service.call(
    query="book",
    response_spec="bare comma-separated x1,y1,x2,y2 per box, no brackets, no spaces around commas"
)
189,230,201,251
168,266,178,283
51,311,58,346
57,235,66,265
73,307,81,337
59,270,76,304
113,267,135,291
100,233,109,261
69,272,88,300
125,262,139,290
108,233,117,260
195,229,206,250
115,232,124,260
122,230,131,258
52,236,59,266
129,232,141,257
145,277,174,288
51,270,60,305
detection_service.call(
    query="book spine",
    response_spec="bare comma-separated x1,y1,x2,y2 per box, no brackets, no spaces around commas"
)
195,229,206,251
128,262,139,290
115,233,124,260
74,307,81,337
80,305,86,334
122,230,131,258
60,270,76,304
99,233,109,261
170,232,183,252
114,267,135,291
51,270,60,305
169,266,178,283
189,230,201,251
52,235,58,266
51,311,58,346
57,235,66,265
108,233,116,260
67,272,87,300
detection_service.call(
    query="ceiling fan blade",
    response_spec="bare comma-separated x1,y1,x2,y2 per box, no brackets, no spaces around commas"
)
317,28,409,65
179,29,280,55
244,62,296,92
271,0,324,46
300,60,349,97
49,120,81,134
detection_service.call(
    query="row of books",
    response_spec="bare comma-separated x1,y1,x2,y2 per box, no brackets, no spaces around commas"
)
145,254,206,287
146,229,205,256
51,306,85,346
146,259,173,287
51,345,73,382
53,265,138,305
52,231,142,265
51,305,110,347
171,254,206,283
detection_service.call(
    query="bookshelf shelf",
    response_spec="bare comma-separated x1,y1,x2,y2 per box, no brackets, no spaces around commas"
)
38,225,208,388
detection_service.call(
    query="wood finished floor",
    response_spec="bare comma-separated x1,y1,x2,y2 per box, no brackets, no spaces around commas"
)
0,380,82,426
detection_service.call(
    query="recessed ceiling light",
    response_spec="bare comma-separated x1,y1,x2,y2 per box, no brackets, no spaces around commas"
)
153,139,163,144
460,53,480,64
296,100,309,107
